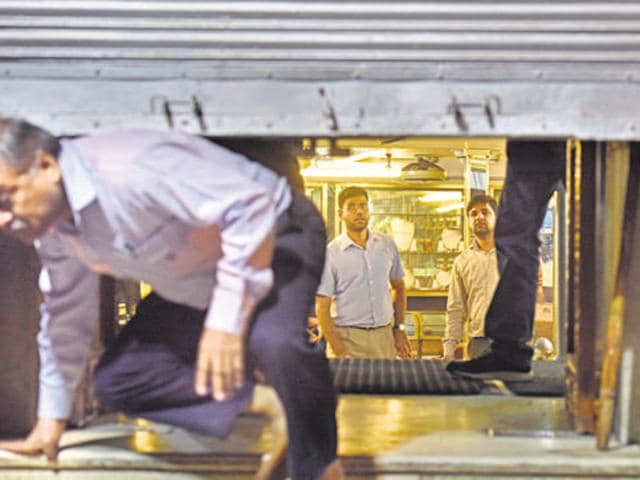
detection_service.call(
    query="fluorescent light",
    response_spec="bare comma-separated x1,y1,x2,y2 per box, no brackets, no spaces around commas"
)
419,191,462,203
300,161,402,179
435,201,465,213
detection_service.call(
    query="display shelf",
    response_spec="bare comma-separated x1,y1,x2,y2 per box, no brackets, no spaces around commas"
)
365,187,465,293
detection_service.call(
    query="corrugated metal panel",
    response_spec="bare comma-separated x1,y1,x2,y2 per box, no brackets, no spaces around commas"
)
1,1,640,138
0,1,639,72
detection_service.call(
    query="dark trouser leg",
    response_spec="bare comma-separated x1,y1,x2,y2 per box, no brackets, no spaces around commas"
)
248,192,337,480
94,193,337,479
485,140,566,365
468,337,491,359
93,293,253,437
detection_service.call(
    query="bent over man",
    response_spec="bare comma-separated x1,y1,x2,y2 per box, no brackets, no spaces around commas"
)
0,118,343,480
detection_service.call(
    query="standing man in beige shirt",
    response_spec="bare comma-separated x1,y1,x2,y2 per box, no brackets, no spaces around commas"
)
443,195,500,360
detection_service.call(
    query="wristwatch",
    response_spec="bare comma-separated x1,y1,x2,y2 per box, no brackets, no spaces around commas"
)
393,323,406,332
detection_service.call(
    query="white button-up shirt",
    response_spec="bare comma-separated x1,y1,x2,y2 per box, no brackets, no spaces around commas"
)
35,130,291,419
317,231,404,328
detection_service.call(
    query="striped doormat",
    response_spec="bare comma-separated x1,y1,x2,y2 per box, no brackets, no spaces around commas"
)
329,358,483,394
328,359,565,396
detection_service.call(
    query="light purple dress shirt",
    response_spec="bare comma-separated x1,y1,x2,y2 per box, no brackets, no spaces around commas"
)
34,130,291,420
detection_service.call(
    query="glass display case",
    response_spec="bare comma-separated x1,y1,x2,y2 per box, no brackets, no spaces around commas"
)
364,187,465,294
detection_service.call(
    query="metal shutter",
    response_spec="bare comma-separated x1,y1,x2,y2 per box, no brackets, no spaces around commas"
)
0,1,639,138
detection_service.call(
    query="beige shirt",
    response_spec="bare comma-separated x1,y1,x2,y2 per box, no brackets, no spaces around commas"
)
443,241,499,357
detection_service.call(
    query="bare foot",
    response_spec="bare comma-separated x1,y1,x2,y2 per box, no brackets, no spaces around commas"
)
249,384,288,480
317,458,345,480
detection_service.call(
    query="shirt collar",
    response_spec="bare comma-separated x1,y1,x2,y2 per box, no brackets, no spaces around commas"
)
471,238,496,254
337,230,377,250
57,138,97,227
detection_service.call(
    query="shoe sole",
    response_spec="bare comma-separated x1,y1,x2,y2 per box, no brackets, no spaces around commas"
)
450,369,534,382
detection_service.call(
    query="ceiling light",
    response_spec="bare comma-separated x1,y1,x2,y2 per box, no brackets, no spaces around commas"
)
419,191,463,203
435,202,465,213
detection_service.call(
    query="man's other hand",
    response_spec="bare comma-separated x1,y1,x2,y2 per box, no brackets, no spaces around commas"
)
393,329,414,359
195,327,245,401
0,417,66,466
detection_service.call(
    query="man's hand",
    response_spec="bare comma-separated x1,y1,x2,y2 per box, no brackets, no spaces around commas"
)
0,211,13,229
442,351,456,361
0,417,66,465
393,329,413,359
442,343,463,361
195,327,245,401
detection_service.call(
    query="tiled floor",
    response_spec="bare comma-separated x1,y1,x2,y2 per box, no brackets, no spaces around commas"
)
0,393,638,479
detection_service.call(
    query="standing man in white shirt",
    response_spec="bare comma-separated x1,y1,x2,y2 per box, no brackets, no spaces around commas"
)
0,118,343,480
442,195,500,361
316,186,412,359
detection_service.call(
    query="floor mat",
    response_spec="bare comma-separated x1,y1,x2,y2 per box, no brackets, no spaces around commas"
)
329,359,565,396
505,360,565,396
329,358,483,394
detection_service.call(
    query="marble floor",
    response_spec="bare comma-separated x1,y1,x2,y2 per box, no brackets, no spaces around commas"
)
0,393,638,479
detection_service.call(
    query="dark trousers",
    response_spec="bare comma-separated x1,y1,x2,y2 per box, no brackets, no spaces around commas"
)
94,192,338,480
485,140,565,365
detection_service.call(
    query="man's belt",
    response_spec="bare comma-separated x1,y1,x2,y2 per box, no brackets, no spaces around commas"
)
337,324,390,331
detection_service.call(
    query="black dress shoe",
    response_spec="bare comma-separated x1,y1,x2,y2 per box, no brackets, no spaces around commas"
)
446,349,533,382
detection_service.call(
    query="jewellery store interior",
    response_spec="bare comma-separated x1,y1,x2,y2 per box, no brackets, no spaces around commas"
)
298,136,559,360
115,135,560,362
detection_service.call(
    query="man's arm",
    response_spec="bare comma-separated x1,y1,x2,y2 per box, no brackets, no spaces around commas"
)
316,245,352,357
390,277,412,358
0,235,100,462
315,295,349,358
0,419,66,465
142,144,280,402
195,189,276,401
387,238,412,358
443,258,466,360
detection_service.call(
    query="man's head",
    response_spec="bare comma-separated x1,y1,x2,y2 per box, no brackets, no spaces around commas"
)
466,194,498,239
0,118,67,243
338,186,369,233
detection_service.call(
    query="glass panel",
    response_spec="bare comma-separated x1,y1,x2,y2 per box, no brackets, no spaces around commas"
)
470,167,488,192
305,186,323,214
534,195,558,360
358,187,465,293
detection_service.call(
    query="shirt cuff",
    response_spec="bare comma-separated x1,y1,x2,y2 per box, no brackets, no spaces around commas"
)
205,293,256,335
38,382,73,420
204,270,272,334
